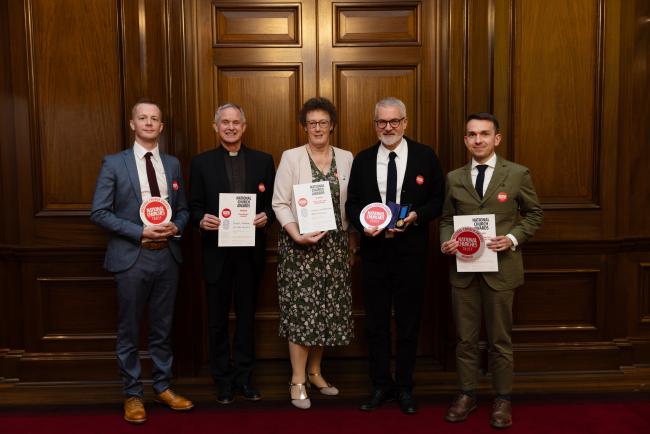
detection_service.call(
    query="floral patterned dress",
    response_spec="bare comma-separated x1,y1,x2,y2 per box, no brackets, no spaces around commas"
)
277,150,353,346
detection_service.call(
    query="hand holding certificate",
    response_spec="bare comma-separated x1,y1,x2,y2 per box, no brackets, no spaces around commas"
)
452,214,499,272
293,181,337,234
218,193,256,247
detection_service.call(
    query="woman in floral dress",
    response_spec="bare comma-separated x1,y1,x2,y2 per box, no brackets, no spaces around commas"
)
272,97,354,409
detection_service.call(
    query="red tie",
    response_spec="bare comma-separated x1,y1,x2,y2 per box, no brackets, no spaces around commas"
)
144,152,161,198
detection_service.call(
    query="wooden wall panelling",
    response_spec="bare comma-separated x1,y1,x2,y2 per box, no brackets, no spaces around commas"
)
215,67,301,163
334,3,420,45
514,269,602,340
638,263,650,327
26,0,123,216
466,0,493,116
445,0,468,172
197,0,317,153
318,0,438,147
213,4,301,46
617,0,650,237
512,0,601,208
0,0,19,246
492,0,618,242
337,67,418,156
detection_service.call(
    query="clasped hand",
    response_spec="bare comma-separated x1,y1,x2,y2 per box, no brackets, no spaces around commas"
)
142,222,178,241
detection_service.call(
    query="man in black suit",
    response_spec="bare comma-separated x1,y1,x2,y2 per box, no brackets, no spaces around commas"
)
346,97,444,414
189,103,275,403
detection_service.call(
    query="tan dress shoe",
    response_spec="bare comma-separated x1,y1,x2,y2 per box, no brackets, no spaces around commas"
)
155,388,194,411
445,393,477,422
124,396,147,424
491,398,513,429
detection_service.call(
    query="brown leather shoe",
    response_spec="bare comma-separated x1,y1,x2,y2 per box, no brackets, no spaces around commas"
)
123,396,147,424
491,398,512,429
155,388,194,411
444,393,477,422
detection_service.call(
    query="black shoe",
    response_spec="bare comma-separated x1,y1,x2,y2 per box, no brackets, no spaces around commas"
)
397,390,418,415
216,383,234,404
234,383,262,401
360,389,394,411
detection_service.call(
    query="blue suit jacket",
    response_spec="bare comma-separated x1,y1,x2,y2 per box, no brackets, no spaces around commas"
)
90,148,189,273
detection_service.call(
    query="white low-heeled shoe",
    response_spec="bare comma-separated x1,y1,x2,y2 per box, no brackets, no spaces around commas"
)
307,372,339,396
289,382,311,409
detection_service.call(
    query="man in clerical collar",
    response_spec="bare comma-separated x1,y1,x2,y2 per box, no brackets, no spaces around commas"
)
189,103,276,404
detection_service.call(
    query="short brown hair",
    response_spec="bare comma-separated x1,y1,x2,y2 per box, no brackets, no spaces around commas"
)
131,97,163,120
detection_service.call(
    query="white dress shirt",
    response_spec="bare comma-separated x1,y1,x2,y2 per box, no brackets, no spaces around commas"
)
471,153,518,248
133,142,169,201
376,138,408,204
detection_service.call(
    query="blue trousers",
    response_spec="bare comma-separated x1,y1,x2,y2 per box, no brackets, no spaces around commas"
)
114,248,179,397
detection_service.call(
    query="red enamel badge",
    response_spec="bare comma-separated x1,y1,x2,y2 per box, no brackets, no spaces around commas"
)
258,182,266,193
172,180,179,191
221,208,232,218
416,175,424,185
497,192,508,202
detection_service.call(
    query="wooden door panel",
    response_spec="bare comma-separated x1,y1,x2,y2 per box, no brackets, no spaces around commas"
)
215,68,301,161
334,4,420,45
213,5,301,46
337,67,418,154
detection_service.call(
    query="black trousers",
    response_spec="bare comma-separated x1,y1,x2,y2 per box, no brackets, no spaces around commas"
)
206,248,260,387
362,249,425,392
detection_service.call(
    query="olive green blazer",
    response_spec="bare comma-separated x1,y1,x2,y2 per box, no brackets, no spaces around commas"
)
439,157,543,290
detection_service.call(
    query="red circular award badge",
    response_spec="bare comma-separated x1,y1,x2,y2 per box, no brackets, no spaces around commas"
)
172,180,179,191
221,208,232,218
139,197,172,226
452,226,485,260
258,182,266,193
416,175,424,185
497,191,508,202
359,203,392,230
298,197,308,207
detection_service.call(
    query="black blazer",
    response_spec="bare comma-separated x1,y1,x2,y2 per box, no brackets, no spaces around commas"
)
189,145,275,283
345,137,444,261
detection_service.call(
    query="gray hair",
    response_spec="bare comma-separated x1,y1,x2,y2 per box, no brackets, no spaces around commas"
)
214,103,247,124
374,97,407,118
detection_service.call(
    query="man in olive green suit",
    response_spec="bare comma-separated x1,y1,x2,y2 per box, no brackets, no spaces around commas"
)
440,113,543,429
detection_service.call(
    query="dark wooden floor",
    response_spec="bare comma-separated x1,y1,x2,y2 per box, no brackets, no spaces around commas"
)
2,358,649,407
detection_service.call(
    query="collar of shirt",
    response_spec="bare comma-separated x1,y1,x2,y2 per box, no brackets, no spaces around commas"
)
471,152,497,172
378,137,407,161
133,141,161,162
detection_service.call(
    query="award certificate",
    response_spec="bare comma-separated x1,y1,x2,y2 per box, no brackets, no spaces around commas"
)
452,214,499,272
293,181,337,234
218,193,256,247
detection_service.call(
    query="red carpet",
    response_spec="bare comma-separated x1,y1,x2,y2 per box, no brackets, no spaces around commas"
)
1,398,649,434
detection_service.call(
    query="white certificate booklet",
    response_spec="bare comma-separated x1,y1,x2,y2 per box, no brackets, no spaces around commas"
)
453,214,499,272
218,193,256,247
293,181,337,234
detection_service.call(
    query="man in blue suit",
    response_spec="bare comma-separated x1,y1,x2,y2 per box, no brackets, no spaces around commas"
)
91,98,193,424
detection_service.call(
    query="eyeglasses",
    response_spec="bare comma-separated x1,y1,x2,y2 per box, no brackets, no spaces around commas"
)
374,117,405,129
306,120,331,129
